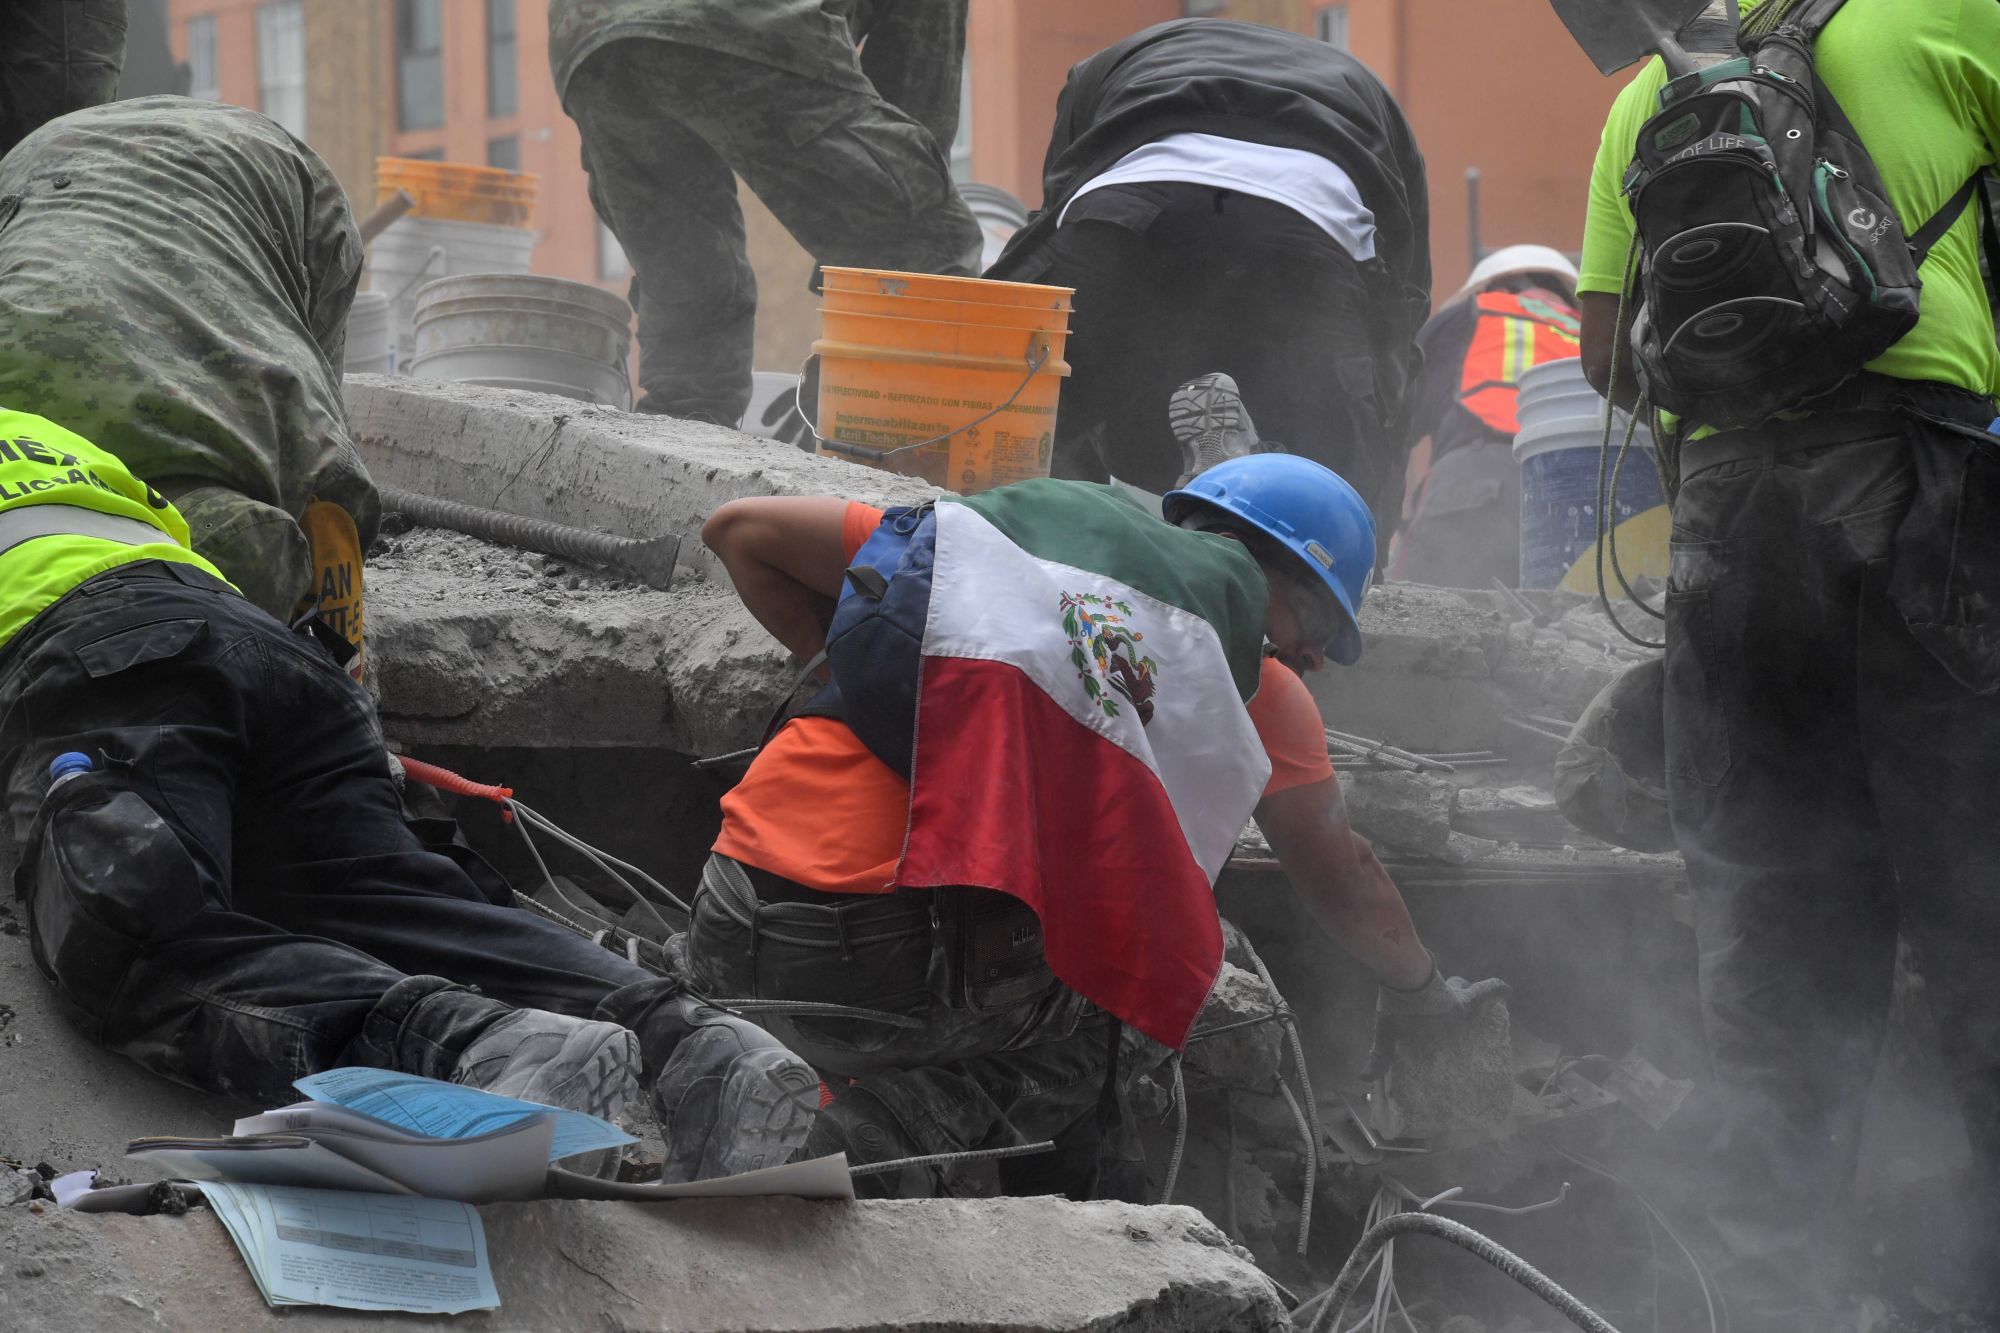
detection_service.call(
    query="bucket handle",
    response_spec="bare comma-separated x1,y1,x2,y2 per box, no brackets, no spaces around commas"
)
798,340,1052,463
388,245,449,305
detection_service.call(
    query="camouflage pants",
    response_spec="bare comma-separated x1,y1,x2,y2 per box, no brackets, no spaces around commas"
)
685,854,1170,1198
0,0,125,160
563,38,982,425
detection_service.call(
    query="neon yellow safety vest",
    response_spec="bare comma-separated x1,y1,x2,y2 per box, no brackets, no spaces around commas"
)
0,407,230,652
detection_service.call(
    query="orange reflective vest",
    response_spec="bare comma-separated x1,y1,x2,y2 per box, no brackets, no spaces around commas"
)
1458,290,1583,434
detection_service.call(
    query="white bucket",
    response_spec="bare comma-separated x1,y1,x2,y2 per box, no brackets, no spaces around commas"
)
409,273,633,409
738,370,811,449
342,291,395,375
1510,358,1666,589
365,216,537,362
959,182,1030,271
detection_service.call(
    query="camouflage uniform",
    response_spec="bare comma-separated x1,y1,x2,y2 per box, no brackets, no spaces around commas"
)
0,0,126,160
548,0,983,425
0,97,374,620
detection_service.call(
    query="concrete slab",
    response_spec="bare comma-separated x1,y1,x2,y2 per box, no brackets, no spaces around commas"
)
344,376,940,584
2,1186,1288,1332
365,526,792,757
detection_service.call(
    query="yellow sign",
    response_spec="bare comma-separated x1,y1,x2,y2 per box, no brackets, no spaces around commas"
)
298,499,365,680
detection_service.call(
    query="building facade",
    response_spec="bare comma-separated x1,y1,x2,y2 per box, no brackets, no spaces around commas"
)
165,0,1629,373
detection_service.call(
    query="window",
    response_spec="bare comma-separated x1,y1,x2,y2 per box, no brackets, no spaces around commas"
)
186,14,220,101
487,136,520,172
397,0,444,131
255,2,306,137
598,220,630,283
1316,4,1350,50
487,0,518,118
948,64,972,183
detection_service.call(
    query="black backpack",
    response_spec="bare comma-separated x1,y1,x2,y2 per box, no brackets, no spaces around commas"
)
1621,0,1990,428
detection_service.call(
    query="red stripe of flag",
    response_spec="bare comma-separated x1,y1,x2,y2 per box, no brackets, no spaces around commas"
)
895,656,1223,1049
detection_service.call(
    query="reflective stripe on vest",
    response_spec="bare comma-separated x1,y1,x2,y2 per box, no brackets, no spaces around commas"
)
0,503,183,561
1458,290,1584,435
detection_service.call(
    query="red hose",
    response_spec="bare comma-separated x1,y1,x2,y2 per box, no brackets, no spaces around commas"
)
398,756,514,810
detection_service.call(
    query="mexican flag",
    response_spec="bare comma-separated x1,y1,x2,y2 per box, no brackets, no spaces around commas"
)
894,482,1272,1049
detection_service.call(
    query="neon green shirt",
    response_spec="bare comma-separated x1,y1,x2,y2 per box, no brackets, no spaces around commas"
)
0,407,230,652
1579,0,2000,415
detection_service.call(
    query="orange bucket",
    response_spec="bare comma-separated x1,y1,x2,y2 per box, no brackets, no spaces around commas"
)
377,157,538,228
820,266,1072,312
812,268,1073,494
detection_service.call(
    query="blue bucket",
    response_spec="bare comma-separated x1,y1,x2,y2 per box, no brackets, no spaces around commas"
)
1513,414,1665,589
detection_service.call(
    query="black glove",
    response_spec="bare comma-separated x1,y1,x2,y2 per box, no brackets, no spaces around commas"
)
1362,960,1511,1081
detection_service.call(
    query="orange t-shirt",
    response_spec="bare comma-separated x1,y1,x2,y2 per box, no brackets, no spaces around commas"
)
712,503,1337,894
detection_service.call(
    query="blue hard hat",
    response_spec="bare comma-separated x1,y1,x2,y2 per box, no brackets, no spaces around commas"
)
1164,454,1377,665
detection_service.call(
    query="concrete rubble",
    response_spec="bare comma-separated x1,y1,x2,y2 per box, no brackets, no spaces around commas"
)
1,378,1704,1329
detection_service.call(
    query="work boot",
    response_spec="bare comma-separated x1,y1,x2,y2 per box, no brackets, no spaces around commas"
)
799,1082,932,1199
1168,372,1266,487
599,980,821,1182
450,1008,641,1177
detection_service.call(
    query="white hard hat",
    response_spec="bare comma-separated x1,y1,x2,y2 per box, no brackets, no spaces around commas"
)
1450,244,1580,305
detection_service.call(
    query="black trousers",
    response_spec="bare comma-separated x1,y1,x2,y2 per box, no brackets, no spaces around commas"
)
1665,405,2000,1315
1019,182,1407,550
0,562,652,1105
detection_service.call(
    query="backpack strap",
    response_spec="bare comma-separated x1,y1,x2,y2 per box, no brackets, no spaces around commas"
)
1909,172,1988,269
1748,0,1847,41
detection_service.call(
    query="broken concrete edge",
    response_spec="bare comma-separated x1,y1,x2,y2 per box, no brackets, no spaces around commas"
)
2,1189,1292,1333
344,375,943,586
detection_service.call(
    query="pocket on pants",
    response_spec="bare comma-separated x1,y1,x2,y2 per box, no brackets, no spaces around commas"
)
1663,588,1733,788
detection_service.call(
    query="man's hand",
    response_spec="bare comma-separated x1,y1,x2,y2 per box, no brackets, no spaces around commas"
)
1362,961,1511,1081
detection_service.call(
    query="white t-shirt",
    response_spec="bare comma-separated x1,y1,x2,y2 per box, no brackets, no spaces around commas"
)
1058,132,1378,262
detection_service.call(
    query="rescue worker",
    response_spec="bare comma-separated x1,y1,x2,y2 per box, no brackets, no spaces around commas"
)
1390,245,1581,588
0,404,821,1184
697,406,1503,1198
986,18,1432,550
0,0,125,160
548,0,984,425
0,97,372,666
1578,0,2000,1326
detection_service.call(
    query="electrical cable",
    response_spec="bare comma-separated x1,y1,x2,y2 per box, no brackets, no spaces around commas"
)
1554,1146,1720,1333
511,799,692,918
1595,232,1668,651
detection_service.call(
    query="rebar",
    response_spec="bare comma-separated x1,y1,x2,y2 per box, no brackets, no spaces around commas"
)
1325,729,1458,773
381,488,681,590
1306,1211,1626,1333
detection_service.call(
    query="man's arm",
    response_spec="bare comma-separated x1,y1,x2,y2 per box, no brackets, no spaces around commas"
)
1579,290,1640,408
701,496,854,662
1255,777,1434,990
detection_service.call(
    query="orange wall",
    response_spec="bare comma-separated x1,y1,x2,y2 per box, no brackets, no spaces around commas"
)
1342,0,1625,300
966,0,1180,207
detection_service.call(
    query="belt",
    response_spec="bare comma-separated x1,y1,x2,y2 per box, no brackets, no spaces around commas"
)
0,503,183,561
1680,376,2000,479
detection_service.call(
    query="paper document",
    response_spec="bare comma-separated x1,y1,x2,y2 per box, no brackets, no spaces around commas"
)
230,1102,552,1201
295,1066,634,1163
197,1181,499,1314
129,1136,415,1195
